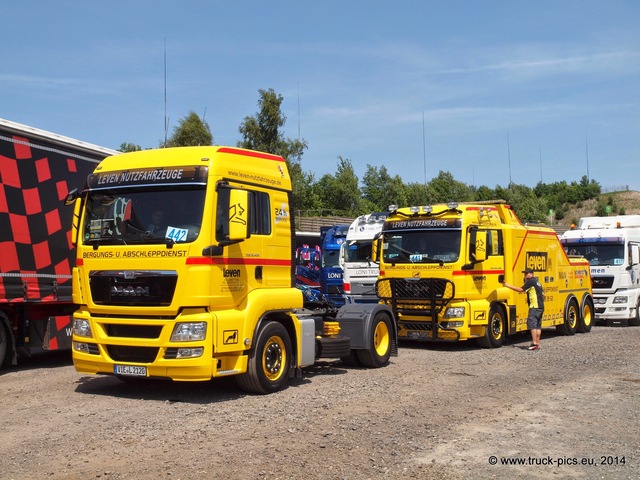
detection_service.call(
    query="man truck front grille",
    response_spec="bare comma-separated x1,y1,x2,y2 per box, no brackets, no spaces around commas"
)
89,270,178,306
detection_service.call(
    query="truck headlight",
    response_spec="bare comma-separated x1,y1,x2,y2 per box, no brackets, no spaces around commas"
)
176,347,204,358
73,341,92,353
444,307,465,318
613,296,628,304
441,321,464,328
171,322,207,342
73,318,93,338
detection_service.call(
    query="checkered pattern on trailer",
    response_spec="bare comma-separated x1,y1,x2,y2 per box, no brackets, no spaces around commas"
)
0,131,100,302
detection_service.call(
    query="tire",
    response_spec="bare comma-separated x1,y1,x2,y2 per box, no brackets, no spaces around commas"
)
236,321,292,394
557,297,578,336
629,300,640,327
340,350,362,367
355,312,392,368
477,305,506,348
577,296,594,333
0,321,8,369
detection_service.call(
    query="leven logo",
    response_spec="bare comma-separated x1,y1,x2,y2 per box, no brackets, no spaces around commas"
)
224,330,238,344
525,252,548,272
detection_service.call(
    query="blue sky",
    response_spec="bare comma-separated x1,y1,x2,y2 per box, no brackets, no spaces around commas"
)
2,1,639,192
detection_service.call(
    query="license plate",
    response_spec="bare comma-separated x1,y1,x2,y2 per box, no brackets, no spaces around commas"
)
114,365,147,377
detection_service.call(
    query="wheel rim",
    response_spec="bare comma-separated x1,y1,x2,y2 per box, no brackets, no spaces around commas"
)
373,320,390,357
583,303,593,328
262,335,286,381
490,312,503,340
568,304,578,329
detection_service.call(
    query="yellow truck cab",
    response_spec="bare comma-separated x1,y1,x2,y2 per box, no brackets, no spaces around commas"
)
67,146,397,393
374,201,593,347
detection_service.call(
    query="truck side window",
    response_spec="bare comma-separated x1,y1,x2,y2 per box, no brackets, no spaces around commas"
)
216,188,230,241
487,230,504,256
470,229,503,261
216,188,271,241
250,191,271,235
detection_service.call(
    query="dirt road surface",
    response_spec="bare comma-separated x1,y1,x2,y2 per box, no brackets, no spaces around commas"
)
1,326,638,480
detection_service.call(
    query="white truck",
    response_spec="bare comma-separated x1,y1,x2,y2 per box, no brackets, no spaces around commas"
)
561,215,640,326
340,212,387,304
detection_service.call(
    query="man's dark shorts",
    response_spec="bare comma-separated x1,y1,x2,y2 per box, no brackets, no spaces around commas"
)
527,308,543,330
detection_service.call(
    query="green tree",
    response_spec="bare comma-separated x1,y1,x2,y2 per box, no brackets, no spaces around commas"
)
496,183,547,223
427,171,475,203
118,142,142,152
237,88,311,209
315,157,362,216
474,185,498,202
579,175,601,199
164,111,213,147
404,182,434,207
361,165,407,211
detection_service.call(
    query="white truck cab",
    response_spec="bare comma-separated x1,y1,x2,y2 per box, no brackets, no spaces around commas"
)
561,215,640,326
340,213,387,304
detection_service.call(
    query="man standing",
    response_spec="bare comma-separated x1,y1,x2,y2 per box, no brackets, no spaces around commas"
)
502,268,545,350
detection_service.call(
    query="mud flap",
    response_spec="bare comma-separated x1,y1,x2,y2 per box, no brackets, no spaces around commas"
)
44,315,73,350
335,303,398,356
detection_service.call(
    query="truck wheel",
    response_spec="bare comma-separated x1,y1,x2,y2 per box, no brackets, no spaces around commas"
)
477,305,505,348
355,312,392,368
0,322,8,368
557,298,578,336
577,296,594,333
236,321,291,394
629,301,640,327
340,350,362,367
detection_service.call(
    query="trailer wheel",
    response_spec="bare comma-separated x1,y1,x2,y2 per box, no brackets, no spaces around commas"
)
557,298,578,336
629,300,640,327
477,305,505,348
0,321,8,368
577,296,594,333
236,321,291,394
355,312,392,368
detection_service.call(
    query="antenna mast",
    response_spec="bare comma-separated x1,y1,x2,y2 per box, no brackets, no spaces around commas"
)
297,83,301,140
539,145,543,183
507,131,512,186
422,111,427,185
585,132,590,182
164,37,168,146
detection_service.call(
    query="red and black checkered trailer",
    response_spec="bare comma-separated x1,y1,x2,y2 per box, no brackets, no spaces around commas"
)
0,119,117,367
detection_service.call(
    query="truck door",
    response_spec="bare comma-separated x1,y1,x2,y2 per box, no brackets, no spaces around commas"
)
468,228,505,293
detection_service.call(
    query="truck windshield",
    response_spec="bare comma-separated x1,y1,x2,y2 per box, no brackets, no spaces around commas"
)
83,187,206,245
322,248,342,268
565,243,625,266
382,230,461,264
345,241,374,263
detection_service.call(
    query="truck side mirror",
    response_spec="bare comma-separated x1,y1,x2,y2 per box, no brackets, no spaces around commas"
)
228,189,249,241
472,230,487,263
371,237,380,263
65,188,79,206
631,245,640,266
67,195,82,246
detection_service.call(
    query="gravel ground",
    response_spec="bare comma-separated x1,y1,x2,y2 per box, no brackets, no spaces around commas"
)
1,326,639,480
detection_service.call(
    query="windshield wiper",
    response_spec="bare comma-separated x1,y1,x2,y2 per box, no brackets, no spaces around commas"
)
415,256,445,266
88,237,127,249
